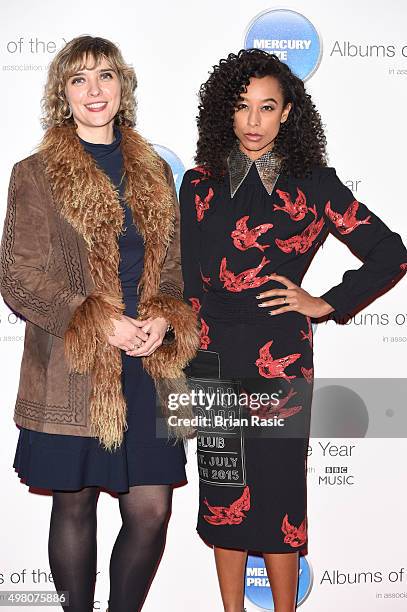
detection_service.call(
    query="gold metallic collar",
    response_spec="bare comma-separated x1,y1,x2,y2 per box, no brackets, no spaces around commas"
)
227,143,281,198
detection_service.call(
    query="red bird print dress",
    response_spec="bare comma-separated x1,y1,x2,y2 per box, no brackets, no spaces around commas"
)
179,151,407,554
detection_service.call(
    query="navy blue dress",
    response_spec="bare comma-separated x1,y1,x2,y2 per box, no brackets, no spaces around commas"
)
13,127,187,492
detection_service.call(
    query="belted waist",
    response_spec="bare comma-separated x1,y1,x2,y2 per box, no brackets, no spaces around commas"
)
200,288,307,325
201,289,275,322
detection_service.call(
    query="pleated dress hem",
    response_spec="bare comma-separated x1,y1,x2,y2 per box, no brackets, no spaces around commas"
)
13,427,187,493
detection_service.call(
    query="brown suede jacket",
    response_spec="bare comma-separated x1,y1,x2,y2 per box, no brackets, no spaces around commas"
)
0,125,199,450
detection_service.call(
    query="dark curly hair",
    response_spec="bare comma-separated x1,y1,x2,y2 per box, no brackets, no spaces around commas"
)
195,49,327,178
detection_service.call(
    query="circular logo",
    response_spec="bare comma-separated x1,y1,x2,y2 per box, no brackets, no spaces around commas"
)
311,385,369,438
244,9,322,80
153,144,185,194
245,554,313,609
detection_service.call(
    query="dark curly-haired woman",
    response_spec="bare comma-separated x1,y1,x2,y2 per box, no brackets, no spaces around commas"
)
179,49,407,611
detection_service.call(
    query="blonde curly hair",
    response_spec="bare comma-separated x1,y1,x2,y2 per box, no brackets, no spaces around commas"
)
41,35,137,128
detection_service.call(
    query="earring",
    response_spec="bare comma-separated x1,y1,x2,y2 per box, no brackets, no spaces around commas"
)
63,104,73,120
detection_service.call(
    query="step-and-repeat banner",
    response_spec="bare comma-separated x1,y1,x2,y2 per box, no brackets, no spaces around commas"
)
1,1,406,610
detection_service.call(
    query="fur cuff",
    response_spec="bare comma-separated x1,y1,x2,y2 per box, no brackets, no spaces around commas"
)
64,292,124,373
138,293,200,379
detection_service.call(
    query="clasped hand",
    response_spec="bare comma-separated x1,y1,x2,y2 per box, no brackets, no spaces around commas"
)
107,315,168,357
256,273,334,318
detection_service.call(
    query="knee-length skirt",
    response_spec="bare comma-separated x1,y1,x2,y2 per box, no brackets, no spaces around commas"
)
13,350,187,493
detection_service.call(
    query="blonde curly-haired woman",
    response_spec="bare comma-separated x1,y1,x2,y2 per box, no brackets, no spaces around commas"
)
0,35,199,612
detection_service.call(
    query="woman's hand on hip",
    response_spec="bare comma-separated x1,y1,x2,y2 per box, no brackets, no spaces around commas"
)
256,273,334,318
125,316,168,357
107,315,151,351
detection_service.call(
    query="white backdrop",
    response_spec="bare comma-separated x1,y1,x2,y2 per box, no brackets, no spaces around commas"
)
1,1,406,610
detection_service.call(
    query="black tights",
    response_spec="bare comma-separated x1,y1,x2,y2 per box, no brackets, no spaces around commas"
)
48,485,172,612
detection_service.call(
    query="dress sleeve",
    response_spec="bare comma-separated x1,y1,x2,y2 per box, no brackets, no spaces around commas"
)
319,167,407,322
179,170,205,312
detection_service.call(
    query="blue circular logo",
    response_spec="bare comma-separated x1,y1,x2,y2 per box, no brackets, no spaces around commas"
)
245,554,313,609
244,9,322,80
153,144,185,194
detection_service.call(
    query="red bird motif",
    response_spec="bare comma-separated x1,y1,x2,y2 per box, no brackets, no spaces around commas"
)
195,188,214,222
203,486,251,525
189,297,201,313
281,514,307,548
191,165,211,186
249,387,302,419
301,366,314,384
219,256,274,292
300,316,313,348
231,216,274,252
325,200,371,234
255,340,301,381
275,213,325,255
273,188,309,221
200,318,211,349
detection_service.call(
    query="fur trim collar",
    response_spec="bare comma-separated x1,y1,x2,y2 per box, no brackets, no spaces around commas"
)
39,125,174,298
